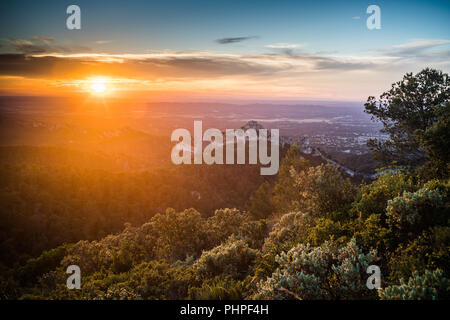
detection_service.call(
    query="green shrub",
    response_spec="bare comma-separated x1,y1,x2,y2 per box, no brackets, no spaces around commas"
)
256,239,378,300
379,269,449,300
195,237,259,279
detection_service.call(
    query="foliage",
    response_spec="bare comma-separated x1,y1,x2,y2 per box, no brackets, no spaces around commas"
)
388,226,450,282
2,70,449,300
247,181,273,219
291,163,357,217
364,68,449,166
188,276,249,300
194,237,259,279
270,144,310,213
256,239,378,300
151,208,208,261
416,102,450,178
379,269,449,300
0,158,265,267
386,180,448,238
352,171,417,219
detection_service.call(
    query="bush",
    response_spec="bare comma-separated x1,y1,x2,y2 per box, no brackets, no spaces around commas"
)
256,239,378,300
151,208,208,261
386,181,448,236
379,269,449,300
188,276,248,300
195,237,259,279
292,163,357,217
262,212,314,253
388,226,450,282
205,208,250,247
352,171,417,219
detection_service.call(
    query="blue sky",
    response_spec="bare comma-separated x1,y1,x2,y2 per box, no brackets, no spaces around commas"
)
0,0,449,100
1,0,449,53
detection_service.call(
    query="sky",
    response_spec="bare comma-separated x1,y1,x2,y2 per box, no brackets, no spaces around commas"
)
0,0,449,101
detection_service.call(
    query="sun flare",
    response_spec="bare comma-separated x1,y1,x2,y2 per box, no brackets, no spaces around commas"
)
89,77,108,95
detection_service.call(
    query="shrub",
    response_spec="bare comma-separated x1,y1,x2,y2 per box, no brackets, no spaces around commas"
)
386,181,448,236
352,171,417,219
205,208,249,247
189,276,248,300
256,239,378,300
195,237,259,279
379,269,449,300
292,163,357,217
262,212,314,253
151,208,208,261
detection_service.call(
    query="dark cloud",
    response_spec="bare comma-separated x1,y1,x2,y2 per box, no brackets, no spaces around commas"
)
313,58,374,70
8,38,47,54
3,37,90,55
0,50,375,82
143,56,281,76
215,36,259,44
0,53,287,79
0,54,81,78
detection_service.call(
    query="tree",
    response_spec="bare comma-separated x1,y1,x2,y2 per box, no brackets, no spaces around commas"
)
365,68,449,166
247,181,273,219
271,144,310,213
292,163,357,217
415,102,450,178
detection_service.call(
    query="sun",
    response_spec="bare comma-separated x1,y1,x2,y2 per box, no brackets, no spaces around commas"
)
91,82,106,93
88,77,109,95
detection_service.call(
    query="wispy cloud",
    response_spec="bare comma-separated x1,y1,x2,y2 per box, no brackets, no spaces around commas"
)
7,38,45,54
32,36,54,45
215,36,259,44
387,39,450,56
2,37,91,54
265,43,303,49
95,40,113,45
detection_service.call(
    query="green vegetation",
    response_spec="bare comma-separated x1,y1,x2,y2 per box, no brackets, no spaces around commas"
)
365,68,449,169
0,69,448,300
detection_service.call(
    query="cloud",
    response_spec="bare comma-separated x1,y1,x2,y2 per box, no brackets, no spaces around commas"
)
312,57,374,70
0,38,448,99
265,43,303,49
1,52,447,101
32,36,54,45
3,37,90,55
261,50,378,71
215,36,259,44
0,49,388,87
7,38,46,54
95,40,113,44
384,39,450,57
0,52,288,80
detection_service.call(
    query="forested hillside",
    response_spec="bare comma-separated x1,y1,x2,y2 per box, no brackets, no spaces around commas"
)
0,69,448,300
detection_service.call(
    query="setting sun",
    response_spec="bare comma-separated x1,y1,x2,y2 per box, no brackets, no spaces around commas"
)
89,77,108,95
